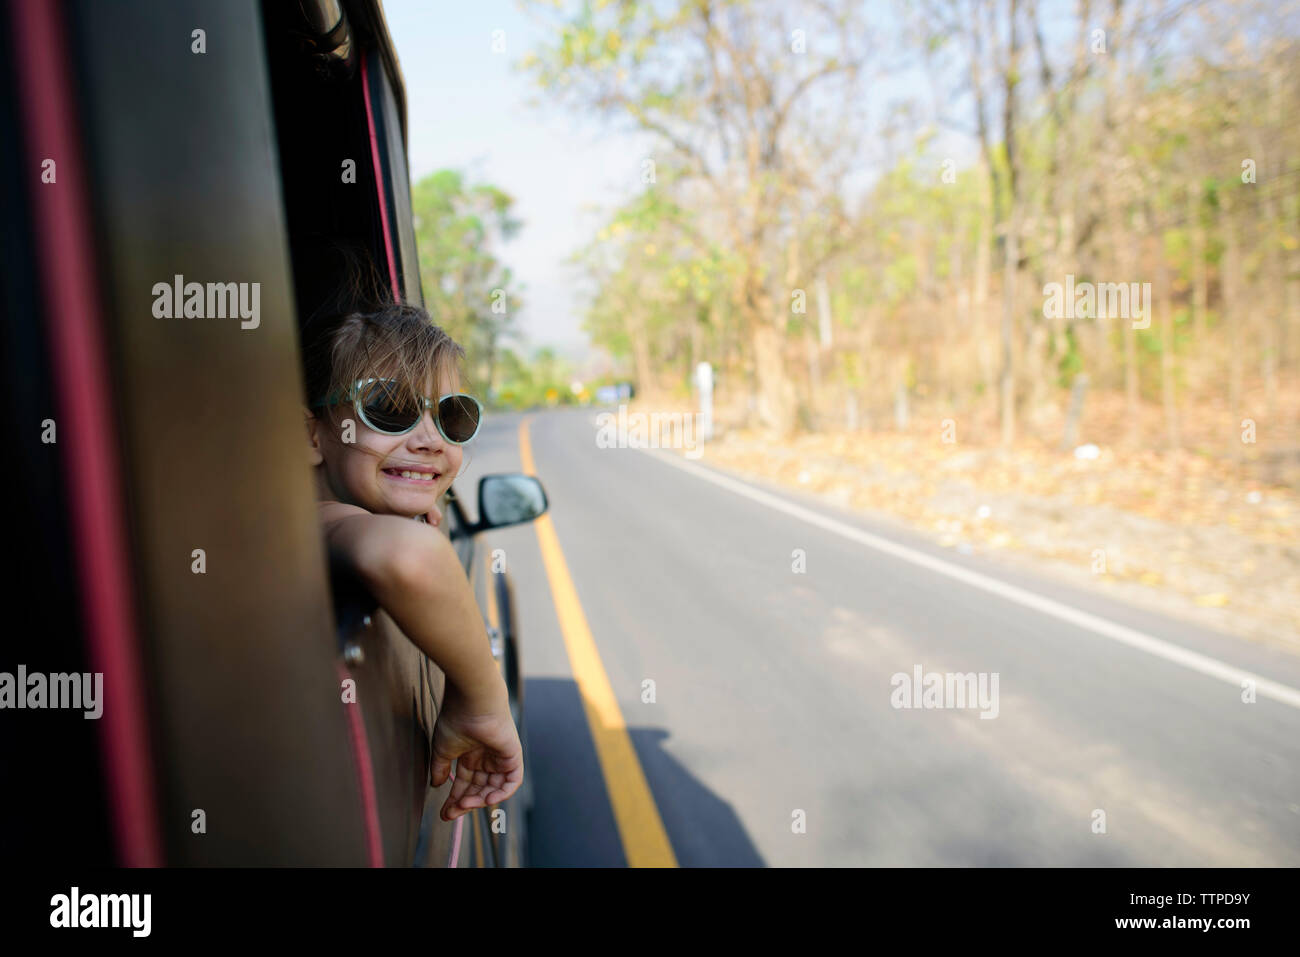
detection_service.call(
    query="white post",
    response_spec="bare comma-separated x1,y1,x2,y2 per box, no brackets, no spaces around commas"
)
695,361,714,441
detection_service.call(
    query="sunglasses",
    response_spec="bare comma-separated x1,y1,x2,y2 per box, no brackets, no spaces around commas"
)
314,378,482,444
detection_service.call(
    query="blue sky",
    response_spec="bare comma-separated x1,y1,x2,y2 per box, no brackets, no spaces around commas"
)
383,1,650,363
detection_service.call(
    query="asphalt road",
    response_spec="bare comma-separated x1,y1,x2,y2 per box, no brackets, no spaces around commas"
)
459,406,1300,866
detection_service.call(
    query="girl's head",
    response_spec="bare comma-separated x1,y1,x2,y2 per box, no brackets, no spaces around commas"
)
303,301,473,518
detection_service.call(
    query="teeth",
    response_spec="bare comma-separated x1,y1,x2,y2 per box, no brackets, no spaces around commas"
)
395,470,434,480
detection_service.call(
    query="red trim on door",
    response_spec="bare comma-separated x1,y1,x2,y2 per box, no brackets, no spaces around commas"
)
361,51,401,301
336,663,385,866
9,0,163,866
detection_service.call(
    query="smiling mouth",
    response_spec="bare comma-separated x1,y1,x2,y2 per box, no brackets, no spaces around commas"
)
381,467,439,483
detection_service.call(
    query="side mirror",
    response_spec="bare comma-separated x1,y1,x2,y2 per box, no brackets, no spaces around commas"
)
475,474,548,532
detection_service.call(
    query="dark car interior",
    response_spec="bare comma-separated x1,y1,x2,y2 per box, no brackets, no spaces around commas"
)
262,0,417,326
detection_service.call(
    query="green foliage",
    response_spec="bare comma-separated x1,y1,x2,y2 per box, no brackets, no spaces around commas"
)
491,345,590,410
412,169,523,396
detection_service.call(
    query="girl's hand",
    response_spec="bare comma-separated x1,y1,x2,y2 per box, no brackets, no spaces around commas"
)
430,683,523,822
425,503,443,528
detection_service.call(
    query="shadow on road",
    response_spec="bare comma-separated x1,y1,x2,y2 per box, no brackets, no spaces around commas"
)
524,676,763,867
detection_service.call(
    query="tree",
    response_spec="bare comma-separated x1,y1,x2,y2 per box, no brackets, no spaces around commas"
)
413,169,523,396
523,0,876,435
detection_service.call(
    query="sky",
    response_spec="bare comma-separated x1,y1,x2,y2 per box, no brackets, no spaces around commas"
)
382,0,648,364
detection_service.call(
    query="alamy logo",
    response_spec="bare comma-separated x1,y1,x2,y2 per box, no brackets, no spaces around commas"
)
0,665,103,719
595,404,706,459
50,887,150,937
890,665,1000,719
152,274,260,329
1043,274,1151,329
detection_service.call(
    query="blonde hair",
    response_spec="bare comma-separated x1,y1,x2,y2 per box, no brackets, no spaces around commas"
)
304,301,469,420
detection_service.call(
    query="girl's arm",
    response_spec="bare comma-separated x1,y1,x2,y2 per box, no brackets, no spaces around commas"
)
322,503,523,819
322,505,505,708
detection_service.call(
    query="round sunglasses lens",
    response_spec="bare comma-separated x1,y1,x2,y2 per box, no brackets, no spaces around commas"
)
438,394,480,442
359,381,421,433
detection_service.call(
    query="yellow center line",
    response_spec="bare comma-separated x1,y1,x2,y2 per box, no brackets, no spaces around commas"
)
518,416,677,868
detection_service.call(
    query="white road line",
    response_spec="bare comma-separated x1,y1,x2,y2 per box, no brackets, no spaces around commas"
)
641,446,1300,711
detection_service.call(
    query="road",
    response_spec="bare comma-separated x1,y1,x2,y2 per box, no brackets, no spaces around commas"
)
462,406,1300,866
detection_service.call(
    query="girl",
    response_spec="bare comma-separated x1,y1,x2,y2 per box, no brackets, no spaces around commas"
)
302,300,522,824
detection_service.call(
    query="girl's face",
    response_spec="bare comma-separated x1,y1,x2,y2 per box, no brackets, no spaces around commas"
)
308,369,465,519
